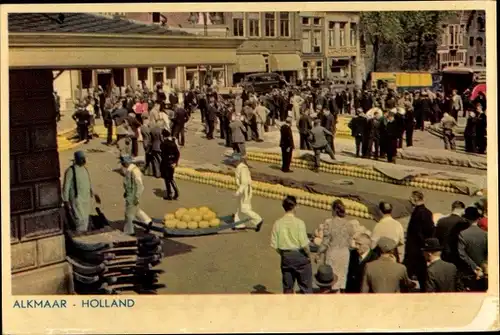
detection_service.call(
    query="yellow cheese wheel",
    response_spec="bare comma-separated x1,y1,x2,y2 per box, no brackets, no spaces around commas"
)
192,215,203,223
188,208,199,215
181,214,191,223
187,221,199,229
176,221,188,229
175,208,187,219
203,211,217,221
199,206,210,213
165,220,177,229
198,221,210,229
209,218,221,227
164,213,175,221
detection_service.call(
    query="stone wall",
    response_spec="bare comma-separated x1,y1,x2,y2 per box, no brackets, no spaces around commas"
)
9,69,72,295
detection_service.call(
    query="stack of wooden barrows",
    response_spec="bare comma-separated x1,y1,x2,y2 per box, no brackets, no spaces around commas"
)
65,227,165,295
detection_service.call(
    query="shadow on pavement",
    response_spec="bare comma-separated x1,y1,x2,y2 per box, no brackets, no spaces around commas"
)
153,188,165,199
108,219,197,258
251,284,274,294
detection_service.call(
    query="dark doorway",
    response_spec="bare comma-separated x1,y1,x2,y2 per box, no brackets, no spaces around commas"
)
97,73,112,93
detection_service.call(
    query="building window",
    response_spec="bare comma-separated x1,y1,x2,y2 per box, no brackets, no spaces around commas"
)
477,16,485,32
476,37,484,47
248,12,260,37
152,12,161,23
153,68,164,83
166,67,176,80
328,22,335,47
350,23,357,47
302,17,310,25
265,12,276,37
339,23,346,47
313,17,321,26
469,56,474,66
458,25,464,45
313,31,322,53
476,56,483,66
441,24,447,46
302,61,310,80
316,61,323,79
448,25,454,46
469,36,475,47
279,12,290,37
233,18,244,36
302,30,311,53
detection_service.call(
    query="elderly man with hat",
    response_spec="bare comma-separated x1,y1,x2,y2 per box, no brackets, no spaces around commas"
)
230,153,263,231
279,117,295,173
119,155,153,235
362,237,417,293
457,207,487,291
422,238,458,292
62,151,101,232
314,265,338,293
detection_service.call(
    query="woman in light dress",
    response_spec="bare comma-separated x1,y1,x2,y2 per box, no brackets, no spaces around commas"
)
315,200,357,292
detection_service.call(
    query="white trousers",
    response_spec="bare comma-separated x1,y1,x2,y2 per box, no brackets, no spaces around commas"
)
124,204,152,235
234,200,262,228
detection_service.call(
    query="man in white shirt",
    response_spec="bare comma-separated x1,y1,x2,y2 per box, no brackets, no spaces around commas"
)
371,202,405,262
120,155,153,235
230,154,263,231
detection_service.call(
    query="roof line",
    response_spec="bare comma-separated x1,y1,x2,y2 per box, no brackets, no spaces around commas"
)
8,31,246,41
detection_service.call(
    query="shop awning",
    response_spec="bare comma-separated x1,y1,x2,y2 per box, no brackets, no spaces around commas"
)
270,53,302,72
236,54,266,73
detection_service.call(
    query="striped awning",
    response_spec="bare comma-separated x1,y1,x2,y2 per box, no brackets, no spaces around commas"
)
236,54,266,73
270,53,302,72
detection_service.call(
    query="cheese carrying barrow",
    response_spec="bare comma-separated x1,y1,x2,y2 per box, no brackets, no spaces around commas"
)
134,215,251,237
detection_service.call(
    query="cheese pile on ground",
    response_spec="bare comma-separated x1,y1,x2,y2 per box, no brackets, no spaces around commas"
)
163,206,220,229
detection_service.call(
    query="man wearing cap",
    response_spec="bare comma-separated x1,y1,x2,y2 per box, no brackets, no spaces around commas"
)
279,117,295,173
371,202,405,262
270,196,312,294
62,151,100,232
119,155,153,235
362,237,417,293
422,238,458,292
457,207,487,291
231,154,263,231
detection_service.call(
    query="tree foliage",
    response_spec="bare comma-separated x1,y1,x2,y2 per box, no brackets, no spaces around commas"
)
361,11,457,71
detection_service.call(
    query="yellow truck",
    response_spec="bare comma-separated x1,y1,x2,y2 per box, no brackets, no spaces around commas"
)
367,72,433,91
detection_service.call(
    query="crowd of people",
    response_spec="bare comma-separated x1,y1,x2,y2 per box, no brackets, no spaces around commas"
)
271,191,488,294
61,78,488,294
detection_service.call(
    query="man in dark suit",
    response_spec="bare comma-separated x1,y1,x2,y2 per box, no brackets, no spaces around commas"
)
279,117,294,173
423,238,458,292
458,207,488,292
160,129,180,200
320,109,336,155
297,111,312,150
346,233,379,293
172,104,189,147
348,109,368,157
404,190,435,292
206,100,218,140
435,201,466,263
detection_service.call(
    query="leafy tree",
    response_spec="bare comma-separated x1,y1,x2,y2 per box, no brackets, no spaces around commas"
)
399,11,455,69
360,12,404,72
